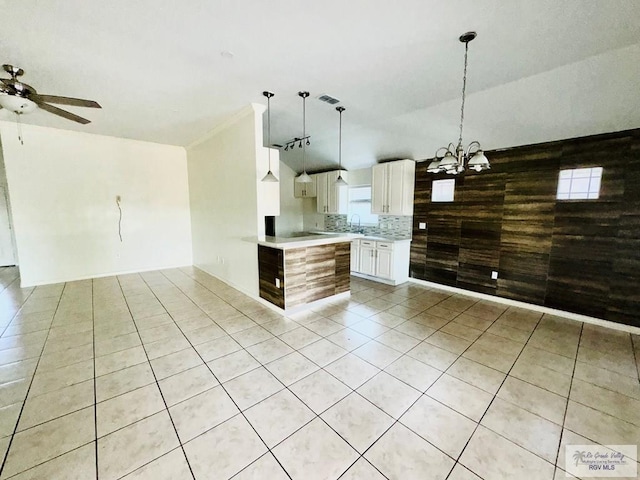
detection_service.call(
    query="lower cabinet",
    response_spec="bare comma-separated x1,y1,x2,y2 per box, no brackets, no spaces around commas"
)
351,239,411,285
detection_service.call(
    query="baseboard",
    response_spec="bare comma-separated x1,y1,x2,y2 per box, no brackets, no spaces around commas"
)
20,263,193,288
409,278,640,335
351,271,408,286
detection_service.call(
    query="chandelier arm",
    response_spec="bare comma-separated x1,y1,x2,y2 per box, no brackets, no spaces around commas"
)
466,140,481,156
435,147,450,159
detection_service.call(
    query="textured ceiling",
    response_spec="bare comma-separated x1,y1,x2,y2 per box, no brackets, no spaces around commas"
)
1,0,639,173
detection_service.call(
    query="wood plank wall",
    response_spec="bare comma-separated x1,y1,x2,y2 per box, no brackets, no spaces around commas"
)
258,242,351,310
410,128,640,328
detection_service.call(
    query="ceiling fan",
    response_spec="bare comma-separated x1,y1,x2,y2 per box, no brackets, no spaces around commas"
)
0,64,101,124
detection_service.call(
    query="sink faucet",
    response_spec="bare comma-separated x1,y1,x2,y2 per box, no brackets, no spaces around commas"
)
349,214,362,233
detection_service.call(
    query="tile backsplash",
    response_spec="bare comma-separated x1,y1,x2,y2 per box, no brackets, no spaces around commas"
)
324,214,412,239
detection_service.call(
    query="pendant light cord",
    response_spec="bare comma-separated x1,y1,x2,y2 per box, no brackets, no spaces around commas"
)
458,40,469,149
267,94,272,171
302,94,306,172
338,109,343,169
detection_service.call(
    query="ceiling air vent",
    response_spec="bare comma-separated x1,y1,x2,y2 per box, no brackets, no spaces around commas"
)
317,94,340,105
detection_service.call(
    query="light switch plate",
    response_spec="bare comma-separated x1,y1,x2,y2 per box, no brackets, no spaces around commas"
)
491,271,498,280
419,222,426,230
275,278,281,288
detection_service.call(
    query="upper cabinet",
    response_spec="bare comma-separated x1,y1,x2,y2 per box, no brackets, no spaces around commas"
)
315,170,348,214
371,159,415,216
293,176,317,198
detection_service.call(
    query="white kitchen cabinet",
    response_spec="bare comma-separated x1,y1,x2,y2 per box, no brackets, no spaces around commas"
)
375,242,394,279
371,160,415,215
293,177,316,198
350,240,360,272
358,240,377,276
352,238,411,285
315,170,348,214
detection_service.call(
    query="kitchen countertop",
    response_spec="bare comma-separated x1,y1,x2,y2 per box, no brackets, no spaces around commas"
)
257,232,361,250
257,232,411,249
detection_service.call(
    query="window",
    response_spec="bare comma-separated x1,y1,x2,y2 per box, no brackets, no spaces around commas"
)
431,179,455,202
556,167,603,200
348,186,378,225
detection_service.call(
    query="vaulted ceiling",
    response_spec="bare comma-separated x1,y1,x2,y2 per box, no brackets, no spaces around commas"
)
2,0,639,173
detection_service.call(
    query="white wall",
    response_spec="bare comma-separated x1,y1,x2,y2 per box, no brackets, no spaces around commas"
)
0,122,192,287
276,161,304,236
187,104,268,297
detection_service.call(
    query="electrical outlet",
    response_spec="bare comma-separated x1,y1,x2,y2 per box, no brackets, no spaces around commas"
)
419,222,426,230
275,278,280,288
491,271,498,280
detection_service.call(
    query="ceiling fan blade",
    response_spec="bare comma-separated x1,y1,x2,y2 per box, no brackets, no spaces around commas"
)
31,94,101,108
36,102,91,124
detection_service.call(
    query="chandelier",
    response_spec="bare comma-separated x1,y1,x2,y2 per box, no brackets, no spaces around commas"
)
427,31,490,175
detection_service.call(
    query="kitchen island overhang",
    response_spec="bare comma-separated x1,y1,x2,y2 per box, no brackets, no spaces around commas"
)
257,233,358,311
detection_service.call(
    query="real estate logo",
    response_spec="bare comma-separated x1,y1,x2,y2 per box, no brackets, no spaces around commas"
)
566,444,637,478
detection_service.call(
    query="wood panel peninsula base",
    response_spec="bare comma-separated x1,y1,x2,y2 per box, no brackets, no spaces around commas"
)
257,234,353,310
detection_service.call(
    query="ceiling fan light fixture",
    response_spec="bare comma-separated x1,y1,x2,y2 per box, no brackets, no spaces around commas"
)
0,94,37,114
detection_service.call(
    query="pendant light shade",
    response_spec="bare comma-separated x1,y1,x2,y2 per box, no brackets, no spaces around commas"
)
295,171,313,183
335,106,348,186
261,91,279,183
295,91,313,183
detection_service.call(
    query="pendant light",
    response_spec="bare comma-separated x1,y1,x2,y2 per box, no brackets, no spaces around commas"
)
427,31,490,175
335,106,348,186
295,91,313,183
261,91,279,183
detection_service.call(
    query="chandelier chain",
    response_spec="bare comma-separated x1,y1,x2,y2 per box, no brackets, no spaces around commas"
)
458,41,469,149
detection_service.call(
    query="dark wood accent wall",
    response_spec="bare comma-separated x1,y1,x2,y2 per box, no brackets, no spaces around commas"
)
258,245,284,309
410,128,640,328
258,242,351,310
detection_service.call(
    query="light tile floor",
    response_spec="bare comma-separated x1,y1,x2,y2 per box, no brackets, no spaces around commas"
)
0,266,638,479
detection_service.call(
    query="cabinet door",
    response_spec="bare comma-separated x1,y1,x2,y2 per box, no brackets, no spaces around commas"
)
387,161,406,215
376,248,394,279
316,173,328,213
371,164,387,214
359,246,376,276
350,240,360,272
294,181,306,198
305,176,317,197
325,170,348,214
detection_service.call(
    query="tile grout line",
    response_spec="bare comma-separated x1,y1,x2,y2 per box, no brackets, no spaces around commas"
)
114,275,198,480
148,270,296,480
165,269,498,478
91,279,99,480
0,283,65,478
440,302,546,479
0,274,28,338
552,323,584,479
